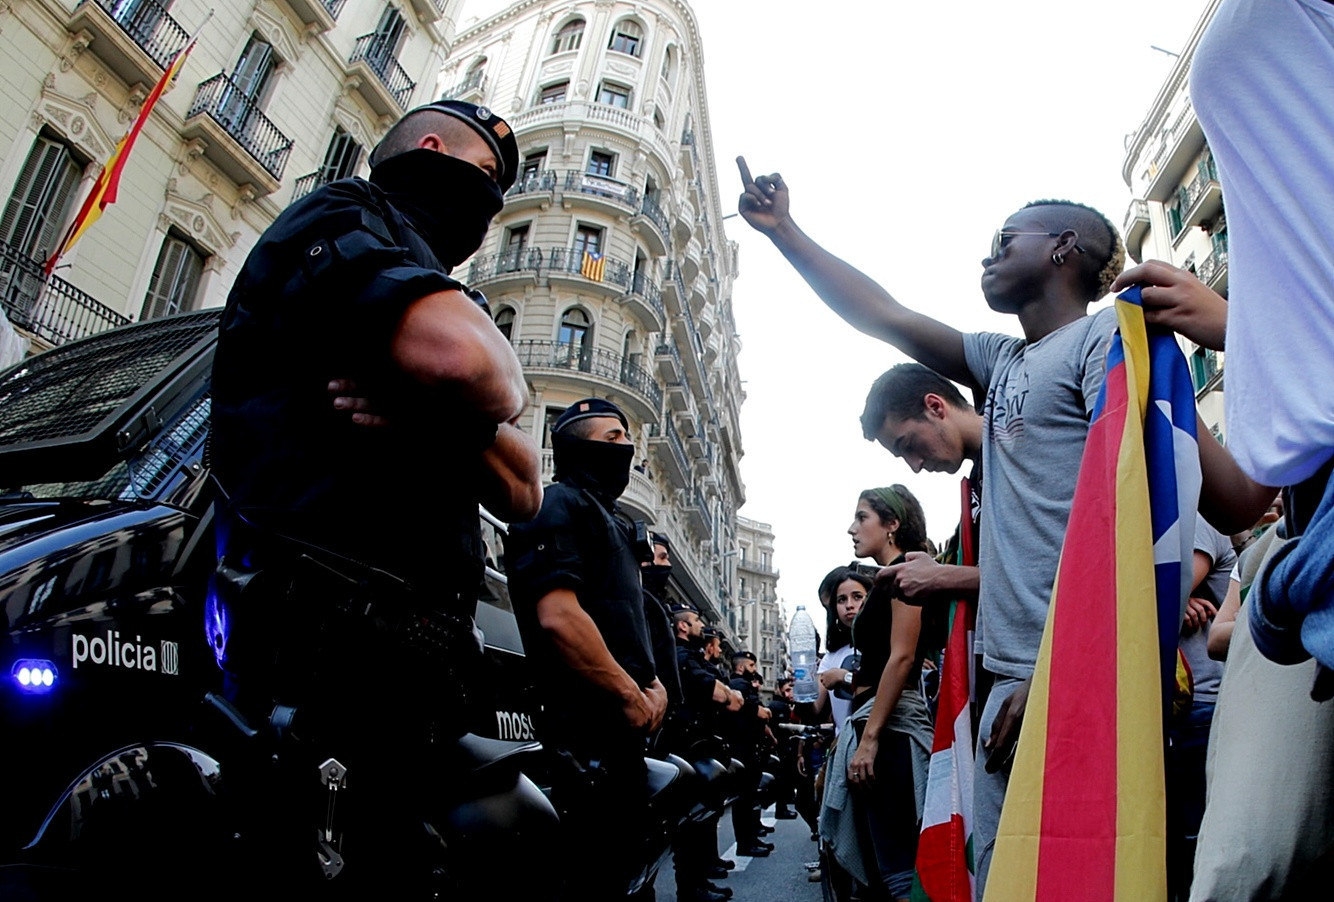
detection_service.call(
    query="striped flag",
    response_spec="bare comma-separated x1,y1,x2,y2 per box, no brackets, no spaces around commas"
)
580,250,605,282
44,37,197,275
985,287,1200,902
913,475,979,901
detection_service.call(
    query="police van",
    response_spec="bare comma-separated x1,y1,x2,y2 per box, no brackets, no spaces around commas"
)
0,309,547,892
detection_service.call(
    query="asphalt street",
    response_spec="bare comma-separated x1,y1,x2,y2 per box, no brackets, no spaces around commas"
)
653,803,825,902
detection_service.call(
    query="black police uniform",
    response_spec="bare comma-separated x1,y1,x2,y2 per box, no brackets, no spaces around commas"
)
506,474,657,902
208,100,523,894
726,661,772,854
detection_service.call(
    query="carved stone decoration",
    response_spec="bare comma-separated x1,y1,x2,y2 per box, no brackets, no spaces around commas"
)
37,85,113,162
60,30,93,72
162,184,236,253
606,60,637,78
331,98,374,155
231,184,256,220
178,137,206,175
250,5,301,64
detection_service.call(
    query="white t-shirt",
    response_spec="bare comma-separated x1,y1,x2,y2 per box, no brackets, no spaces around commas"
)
819,642,858,735
1191,0,1334,486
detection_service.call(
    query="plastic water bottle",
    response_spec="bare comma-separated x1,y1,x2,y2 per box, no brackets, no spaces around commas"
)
789,605,819,703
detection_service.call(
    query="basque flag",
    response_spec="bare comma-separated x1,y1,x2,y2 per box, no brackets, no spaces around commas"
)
913,475,979,901
986,287,1200,901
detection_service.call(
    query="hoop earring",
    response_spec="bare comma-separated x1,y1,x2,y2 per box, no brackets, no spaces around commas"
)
1052,252,1065,266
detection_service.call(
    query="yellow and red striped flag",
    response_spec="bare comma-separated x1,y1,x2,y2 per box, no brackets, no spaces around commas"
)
44,37,196,275
580,250,605,282
985,286,1200,902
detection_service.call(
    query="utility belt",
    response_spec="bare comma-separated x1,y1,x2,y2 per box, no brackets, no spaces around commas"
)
214,529,484,729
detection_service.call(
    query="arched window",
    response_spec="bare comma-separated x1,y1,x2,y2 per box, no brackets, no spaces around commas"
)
494,305,515,341
608,20,643,57
661,45,678,87
558,307,592,371
551,18,584,54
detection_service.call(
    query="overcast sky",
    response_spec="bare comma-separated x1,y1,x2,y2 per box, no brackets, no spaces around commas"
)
460,0,1211,637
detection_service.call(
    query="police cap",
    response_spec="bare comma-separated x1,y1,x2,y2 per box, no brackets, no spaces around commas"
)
376,99,519,192
732,650,757,663
701,626,720,640
553,398,629,435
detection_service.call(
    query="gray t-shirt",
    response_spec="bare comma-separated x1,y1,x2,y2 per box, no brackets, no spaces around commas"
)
1181,513,1237,703
963,306,1117,679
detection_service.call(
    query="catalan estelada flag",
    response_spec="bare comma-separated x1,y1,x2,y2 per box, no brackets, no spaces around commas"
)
44,37,197,275
913,475,979,902
985,287,1200,902
580,250,605,282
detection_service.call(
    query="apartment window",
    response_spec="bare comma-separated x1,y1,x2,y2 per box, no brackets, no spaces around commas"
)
141,229,206,321
551,18,584,54
109,0,165,46
558,307,592,370
586,151,615,178
521,151,546,181
501,223,528,270
539,81,568,105
608,20,643,57
218,33,277,136
319,128,363,184
543,407,566,448
597,81,631,109
573,224,603,259
653,109,665,131
0,134,84,263
494,305,515,341
661,45,678,85
368,5,407,69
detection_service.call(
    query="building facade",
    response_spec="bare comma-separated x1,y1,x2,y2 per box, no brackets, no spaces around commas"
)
442,0,750,626
1120,0,1226,440
734,516,782,692
0,0,464,364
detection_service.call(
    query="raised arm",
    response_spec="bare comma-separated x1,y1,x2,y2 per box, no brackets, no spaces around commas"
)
735,157,971,384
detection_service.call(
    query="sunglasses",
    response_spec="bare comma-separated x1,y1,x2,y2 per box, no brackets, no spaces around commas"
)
990,230,1086,260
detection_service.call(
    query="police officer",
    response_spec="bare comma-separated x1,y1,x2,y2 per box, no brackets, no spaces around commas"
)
505,397,669,902
668,603,743,902
726,650,776,857
209,100,545,894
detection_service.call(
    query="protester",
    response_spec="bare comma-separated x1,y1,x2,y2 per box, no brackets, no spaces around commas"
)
816,566,868,738
739,157,1126,892
208,100,544,894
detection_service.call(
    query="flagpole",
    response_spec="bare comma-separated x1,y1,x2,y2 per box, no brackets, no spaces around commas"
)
42,8,215,277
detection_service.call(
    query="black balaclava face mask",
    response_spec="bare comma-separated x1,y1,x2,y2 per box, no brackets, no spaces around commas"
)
641,564,671,599
369,148,504,268
552,431,634,506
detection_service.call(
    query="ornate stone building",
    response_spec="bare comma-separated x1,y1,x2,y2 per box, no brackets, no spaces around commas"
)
1120,0,1226,439
734,516,782,691
442,0,749,626
0,0,464,363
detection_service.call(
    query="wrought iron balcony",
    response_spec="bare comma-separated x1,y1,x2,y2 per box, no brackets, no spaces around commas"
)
506,169,557,198
442,69,486,100
1197,242,1228,289
291,171,330,202
627,271,665,325
467,247,543,283
513,340,662,413
638,195,670,240
546,246,632,289
185,73,293,185
0,238,130,349
348,35,415,113
69,0,189,88
563,171,640,211
278,0,345,30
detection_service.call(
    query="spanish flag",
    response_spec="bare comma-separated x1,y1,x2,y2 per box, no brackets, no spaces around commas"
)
44,37,196,275
985,287,1200,902
580,250,605,282
913,475,979,901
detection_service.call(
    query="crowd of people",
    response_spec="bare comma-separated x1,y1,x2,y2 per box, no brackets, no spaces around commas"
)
206,0,1333,899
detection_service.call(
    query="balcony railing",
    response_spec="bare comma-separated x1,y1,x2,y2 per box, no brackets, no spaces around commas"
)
442,69,486,100
547,246,632,288
0,239,130,348
507,169,557,198
628,272,665,322
563,171,640,210
513,340,662,411
638,194,669,238
467,247,544,283
349,35,415,110
186,74,293,180
84,0,189,70
323,0,348,16
1197,243,1228,287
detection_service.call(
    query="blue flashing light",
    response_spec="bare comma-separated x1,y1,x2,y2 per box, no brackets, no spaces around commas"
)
12,659,57,694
